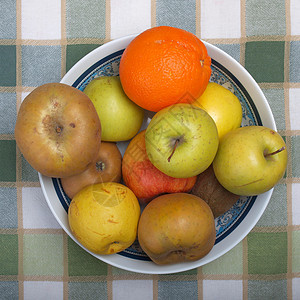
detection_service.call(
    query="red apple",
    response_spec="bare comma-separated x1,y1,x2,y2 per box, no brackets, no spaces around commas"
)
122,130,197,204
61,142,122,199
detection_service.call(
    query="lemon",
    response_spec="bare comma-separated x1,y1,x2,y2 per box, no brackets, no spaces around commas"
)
68,182,140,255
192,82,243,140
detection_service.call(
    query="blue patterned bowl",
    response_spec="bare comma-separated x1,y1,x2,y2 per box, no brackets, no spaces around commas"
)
39,34,276,274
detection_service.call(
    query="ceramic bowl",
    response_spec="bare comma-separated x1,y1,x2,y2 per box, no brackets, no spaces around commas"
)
39,34,276,274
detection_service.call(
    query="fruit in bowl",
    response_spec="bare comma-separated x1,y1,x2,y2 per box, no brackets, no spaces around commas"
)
122,130,196,204
119,26,211,112
192,82,243,140
213,125,288,196
61,142,122,199
68,182,140,255
190,164,240,218
145,103,219,178
15,83,101,178
138,193,216,265
83,76,144,142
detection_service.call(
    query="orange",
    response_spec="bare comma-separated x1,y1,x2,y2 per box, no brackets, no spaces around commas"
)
119,26,211,112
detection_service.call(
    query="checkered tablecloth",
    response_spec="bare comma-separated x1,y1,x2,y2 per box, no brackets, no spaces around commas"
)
0,0,299,299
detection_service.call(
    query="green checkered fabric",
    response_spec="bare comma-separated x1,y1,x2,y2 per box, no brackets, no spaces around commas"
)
0,0,299,299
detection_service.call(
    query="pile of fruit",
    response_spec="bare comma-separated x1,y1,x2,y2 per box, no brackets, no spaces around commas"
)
14,26,288,265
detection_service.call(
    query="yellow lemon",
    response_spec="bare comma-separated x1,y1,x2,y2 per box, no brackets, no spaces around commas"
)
68,182,140,255
192,82,243,140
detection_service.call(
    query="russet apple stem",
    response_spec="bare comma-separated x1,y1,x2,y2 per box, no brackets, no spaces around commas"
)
56,125,63,134
264,146,285,158
96,161,105,171
168,139,180,162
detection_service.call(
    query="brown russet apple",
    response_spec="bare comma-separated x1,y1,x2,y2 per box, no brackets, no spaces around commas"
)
15,83,101,178
61,142,122,199
138,193,216,265
122,130,197,204
190,164,240,218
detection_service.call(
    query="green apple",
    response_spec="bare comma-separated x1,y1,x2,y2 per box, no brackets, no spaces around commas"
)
84,76,144,142
213,126,287,196
145,103,219,178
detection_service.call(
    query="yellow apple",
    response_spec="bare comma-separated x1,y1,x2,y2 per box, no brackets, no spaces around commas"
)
192,82,243,140
68,182,140,255
213,126,288,196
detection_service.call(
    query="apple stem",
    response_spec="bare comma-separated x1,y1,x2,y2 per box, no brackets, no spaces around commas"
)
167,139,180,162
264,146,286,158
96,161,105,171
56,126,63,134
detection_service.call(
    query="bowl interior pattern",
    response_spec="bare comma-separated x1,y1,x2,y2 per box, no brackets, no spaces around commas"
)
52,49,262,261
